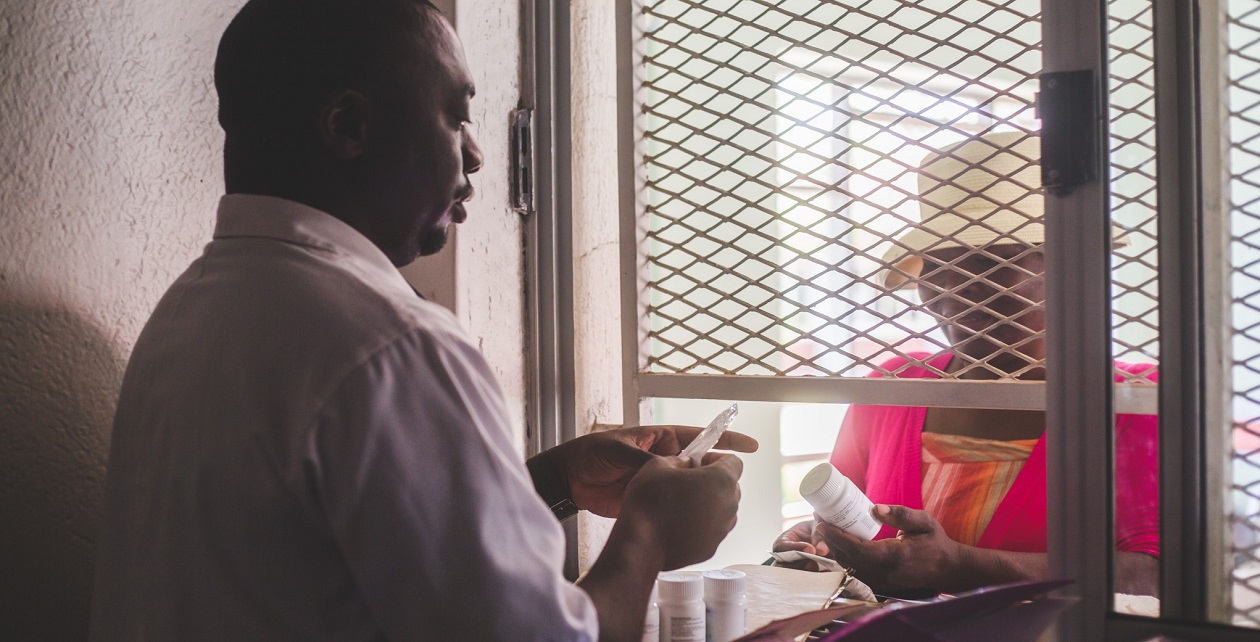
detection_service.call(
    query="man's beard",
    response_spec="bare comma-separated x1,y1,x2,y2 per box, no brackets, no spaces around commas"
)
417,224,450,257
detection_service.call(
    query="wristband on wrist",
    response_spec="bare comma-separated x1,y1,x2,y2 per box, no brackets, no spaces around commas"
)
527,452,579,521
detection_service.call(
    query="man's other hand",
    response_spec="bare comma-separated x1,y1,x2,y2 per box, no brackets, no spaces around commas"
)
547,425,758,518
617,454,744,570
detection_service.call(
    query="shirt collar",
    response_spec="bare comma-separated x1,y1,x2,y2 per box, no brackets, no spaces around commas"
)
213,194,405,283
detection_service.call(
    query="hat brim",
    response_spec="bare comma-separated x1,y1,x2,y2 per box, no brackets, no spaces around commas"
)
879,220,1130,290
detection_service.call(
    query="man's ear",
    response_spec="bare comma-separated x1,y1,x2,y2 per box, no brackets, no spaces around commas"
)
318,90,371,159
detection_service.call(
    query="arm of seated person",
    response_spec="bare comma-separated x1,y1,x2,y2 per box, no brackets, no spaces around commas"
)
817,505,1160,598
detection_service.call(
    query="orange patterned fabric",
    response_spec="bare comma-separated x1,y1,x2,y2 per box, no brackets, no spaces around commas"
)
920,433,1038,546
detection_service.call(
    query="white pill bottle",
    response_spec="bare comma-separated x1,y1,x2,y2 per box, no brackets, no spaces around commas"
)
657,572,705,642
642,581,659,642
702,569,747,642
799,462,881,540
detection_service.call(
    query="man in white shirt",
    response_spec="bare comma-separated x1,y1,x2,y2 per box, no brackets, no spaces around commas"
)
89,1,754,640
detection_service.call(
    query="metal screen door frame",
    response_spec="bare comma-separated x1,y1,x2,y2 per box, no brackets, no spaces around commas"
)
1032,0,1240,639
614,0,1245,639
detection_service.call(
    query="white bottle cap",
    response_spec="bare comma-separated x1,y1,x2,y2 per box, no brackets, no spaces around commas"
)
649,580,658,605
701,569,746,601
800,462,845,503
658,572,702,602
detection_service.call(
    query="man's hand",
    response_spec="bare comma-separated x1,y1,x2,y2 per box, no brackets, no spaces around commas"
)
615,453,745,570
547,425,758,518
815,504,964,595
576,452,746,642
771,519,831,571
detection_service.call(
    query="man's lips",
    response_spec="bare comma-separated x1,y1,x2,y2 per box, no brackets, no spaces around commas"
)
450,185,474,224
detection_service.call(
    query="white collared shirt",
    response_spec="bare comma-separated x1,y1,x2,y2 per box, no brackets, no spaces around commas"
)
90,195,598,641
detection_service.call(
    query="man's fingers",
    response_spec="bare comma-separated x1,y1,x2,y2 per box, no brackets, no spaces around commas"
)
871,504,935,534
655,425,699,450
634,424,689,455
713,430,758,453
609,440,655,467
698,452,744,479
625,424,758,455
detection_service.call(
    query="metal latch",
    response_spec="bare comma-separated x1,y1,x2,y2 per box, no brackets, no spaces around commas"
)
511,108,534,216
1037,70,1098,196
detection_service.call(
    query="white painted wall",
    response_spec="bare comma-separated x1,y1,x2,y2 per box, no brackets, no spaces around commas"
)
0,0,525,638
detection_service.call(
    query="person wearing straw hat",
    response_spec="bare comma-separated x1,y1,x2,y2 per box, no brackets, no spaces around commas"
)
772,131,1160,597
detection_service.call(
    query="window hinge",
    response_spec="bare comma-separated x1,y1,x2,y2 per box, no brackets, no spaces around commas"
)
511,108,535,217
1036,70,1098,196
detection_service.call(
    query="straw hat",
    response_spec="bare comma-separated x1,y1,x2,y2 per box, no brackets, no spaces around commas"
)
880,131,1128,289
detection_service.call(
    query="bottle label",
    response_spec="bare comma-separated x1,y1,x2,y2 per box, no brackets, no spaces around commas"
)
822,497,879,536
665,615,704,642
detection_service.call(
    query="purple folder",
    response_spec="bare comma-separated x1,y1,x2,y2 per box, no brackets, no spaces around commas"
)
735,580,1077,642
817,579,1076,642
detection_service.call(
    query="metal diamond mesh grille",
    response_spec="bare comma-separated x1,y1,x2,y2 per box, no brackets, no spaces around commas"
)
1229,0,1260,627
633,0,1160,385
1107,0,1160,383
637,0,1045,379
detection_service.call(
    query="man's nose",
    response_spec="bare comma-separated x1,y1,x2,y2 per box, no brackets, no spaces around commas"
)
464,129,484,175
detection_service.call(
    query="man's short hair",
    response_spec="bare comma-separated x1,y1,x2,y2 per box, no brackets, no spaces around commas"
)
214,0,440,140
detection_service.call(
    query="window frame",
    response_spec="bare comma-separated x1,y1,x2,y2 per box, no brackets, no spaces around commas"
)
608,0,1245,638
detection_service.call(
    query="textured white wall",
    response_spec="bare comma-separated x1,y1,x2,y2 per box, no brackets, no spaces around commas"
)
0,1,239,638
0,0,525,638
449,0,527,451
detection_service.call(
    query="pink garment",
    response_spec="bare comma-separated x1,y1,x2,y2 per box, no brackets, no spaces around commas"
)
829,353,1160,556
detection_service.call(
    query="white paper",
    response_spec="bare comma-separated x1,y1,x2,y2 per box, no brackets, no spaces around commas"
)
767,550,845,574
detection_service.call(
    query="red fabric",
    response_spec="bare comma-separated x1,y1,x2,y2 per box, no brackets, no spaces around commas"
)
828,353,1160,556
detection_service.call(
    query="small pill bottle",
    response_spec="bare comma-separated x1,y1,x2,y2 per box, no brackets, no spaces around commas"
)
800,462,881,540
702,569,747,642
642,581,659,642
657,572,705,642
